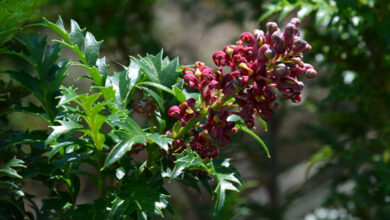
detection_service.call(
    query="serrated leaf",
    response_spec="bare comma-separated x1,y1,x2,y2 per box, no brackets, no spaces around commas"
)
127,59,141,96
58,86,79,106
146,133,172,152
131,57,159,83
2,70,42,101
104,135,146,168
109,116,144,136
49,141,74,160
172,85,186,103
170,150,207,179
0,157,26,179
42,43,63,77
106,70,128,105
84,32,102,66
96,57,109,85
159,57,179,87
46,119,83,145
209,158,241,213
55,16,66,33
109,177,169,218
69,19,85,49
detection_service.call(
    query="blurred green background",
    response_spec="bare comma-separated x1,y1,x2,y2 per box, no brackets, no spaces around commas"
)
1,0,390,219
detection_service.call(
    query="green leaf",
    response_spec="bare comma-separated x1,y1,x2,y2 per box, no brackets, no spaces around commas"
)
238,124,270,158
47,60,70,94
131,56,159,83
208,158,241,213
40,17,70,42
127,59,141,96
55,16,66,33
2,70,42,102
42,43,63,77
227,114,245,124
0,157,26,179
258,4,282,23
138,86,165,114
306,146,333,177
49,141,74,160
278,4,295,22
138,82,175,95
96,57,109,85
58,86,79,106
46,119,83,145
172,85,186,103
109,116,144,136
256,115,268,132
159,57,179,87
170,150,208,179
84,32,102,66
69,19,85,49
104,135,146,168
106,70,129,105
109,177,169,218
146,133,172,152
11,103,50,124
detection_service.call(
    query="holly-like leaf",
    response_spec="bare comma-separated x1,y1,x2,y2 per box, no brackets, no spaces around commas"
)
0,157,26,179
69,19,85,49
146,133,172,152
46,119,83,145
208,158,241,213
2,70,42,101
108,116,144,136
131,56,159,83
58,86,79,106
96,57,109,85
159,57,179,87
103,134,146,169
48,141,75,160
127,59,141,97
108,176,169,218
84,32,102,66
105,70,129,106
169,150,208,180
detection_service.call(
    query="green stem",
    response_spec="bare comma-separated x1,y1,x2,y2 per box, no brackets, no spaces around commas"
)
97,151,105,198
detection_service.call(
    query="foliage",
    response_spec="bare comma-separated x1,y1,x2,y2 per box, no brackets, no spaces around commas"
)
0,9,316,218
0,0,45,46
42,0,161,58
262,0,390,218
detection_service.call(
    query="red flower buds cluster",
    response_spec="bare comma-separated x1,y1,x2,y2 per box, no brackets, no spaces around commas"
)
168,98,200,126
168,18,317,159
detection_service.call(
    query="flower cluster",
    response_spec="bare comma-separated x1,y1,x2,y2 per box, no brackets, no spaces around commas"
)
168,18,317,159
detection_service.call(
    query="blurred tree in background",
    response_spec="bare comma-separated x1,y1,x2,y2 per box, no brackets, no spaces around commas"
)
42,0,161,61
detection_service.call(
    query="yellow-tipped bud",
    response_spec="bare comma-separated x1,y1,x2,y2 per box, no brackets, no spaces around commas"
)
239,62,254,76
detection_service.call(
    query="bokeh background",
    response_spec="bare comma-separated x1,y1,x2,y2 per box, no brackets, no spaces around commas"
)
1,0,389,219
